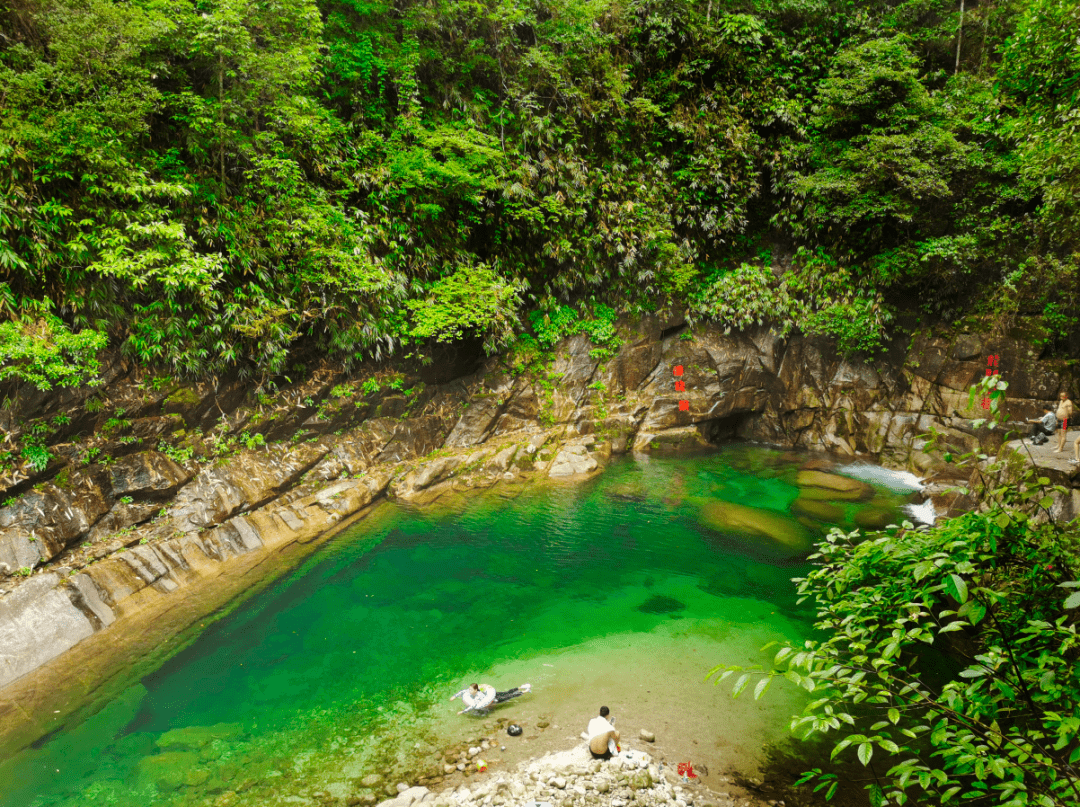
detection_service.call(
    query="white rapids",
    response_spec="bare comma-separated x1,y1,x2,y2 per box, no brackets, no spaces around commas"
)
903,499,938,527
838,462,925,493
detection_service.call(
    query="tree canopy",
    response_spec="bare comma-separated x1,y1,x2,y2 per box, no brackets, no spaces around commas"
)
0,0,1077,382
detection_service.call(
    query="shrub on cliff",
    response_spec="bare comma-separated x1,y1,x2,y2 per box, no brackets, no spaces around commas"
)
692,250,893,357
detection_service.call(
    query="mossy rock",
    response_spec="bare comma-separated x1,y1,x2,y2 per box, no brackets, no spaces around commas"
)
700,501,812,551
52,467,72,489
157,722,244,750
628,770,654,790
164,387,202,410
135,750,201,792
854,506,896,531
790,495,844,522
795,470,873,501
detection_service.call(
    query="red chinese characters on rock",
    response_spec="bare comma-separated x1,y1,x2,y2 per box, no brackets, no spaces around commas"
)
677,763,697,779
674,365,689,411
983,354,1000,410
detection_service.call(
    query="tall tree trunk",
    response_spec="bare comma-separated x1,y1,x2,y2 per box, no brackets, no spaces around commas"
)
979,0,992,74
955,0,965,74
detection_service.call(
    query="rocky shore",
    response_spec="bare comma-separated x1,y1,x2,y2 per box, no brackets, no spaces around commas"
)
369,741,770,807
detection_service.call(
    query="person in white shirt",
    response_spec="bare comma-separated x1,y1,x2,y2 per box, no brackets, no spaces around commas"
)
587,706,620,757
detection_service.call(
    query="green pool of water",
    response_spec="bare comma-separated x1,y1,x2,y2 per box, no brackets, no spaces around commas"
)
0,447,916,807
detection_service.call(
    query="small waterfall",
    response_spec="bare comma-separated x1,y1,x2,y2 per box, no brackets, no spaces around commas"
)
903,499,938,527
839,462,925,493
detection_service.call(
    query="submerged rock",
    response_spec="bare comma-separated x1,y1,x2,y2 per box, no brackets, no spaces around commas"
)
157,722,244,750
637,595,685,615
700,501,811,551
790,496,845,522
605,479,649,502
135,749,202,792
854,502,897,530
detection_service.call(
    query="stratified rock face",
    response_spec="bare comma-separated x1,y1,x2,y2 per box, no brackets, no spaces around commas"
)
0,574,95,689
169,442,328,533
0,470,109,567
108,451,192,499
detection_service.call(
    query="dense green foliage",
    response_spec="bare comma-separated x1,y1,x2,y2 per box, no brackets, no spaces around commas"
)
710,389,1080,807
1,0,1077,382
768,507,1078,807
711,487,1080,805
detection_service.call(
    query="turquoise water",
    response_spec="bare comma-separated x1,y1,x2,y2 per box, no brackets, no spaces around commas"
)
0,447,915,807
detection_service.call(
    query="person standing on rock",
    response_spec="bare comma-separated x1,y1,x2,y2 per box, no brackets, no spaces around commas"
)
1056,392,1074,453
587,706,620,758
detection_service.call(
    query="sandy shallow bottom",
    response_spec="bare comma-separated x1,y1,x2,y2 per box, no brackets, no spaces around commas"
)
420,612,807,800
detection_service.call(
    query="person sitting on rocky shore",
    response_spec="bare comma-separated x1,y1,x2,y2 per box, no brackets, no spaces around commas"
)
1027,408,1057,445
587,706,620,758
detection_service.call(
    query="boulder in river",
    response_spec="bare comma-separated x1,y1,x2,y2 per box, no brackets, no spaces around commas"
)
700,501,812,552
790,495,845,523
157,722,244,750
855,504,897,531
135,750,201,792
795,470,873,501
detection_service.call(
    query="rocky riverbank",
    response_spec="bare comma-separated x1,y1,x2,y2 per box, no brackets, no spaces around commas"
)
369,740,769,807
2,313,1080,751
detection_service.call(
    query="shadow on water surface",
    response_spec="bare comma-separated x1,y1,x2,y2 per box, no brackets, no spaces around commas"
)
637,594,687,614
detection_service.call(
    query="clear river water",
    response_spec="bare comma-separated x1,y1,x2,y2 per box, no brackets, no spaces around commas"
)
0,446,919,807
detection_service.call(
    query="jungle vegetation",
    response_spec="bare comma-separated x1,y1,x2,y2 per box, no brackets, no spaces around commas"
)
0,0,1078,386
3,2,1080,805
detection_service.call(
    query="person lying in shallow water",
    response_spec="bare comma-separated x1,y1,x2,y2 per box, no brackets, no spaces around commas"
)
450,682,532,714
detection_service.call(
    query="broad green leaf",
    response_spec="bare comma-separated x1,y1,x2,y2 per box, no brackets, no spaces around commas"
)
858,742,873,765
945,574,968,604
